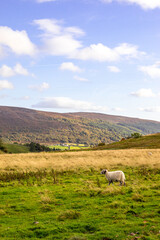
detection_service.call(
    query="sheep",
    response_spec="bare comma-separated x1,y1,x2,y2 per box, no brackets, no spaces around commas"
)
101,169,126,186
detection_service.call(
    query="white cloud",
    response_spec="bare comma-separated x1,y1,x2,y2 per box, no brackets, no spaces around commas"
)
34,18,144,62
32,97,109,112
0,65,15,77
14,63,29,76
36,0,56,3
0,63,30,77
131,88,155,98
64,27,85,37
114,43,145,58
139,62,160,79
74,75,89,82
73,43,119,62
108,65,120,72
139,106,160,112
33,19,83,56
0,26,36,56
29,82,49,91
34,19,62,35
100,0,160,10
0,80,14,90
73,42,144,62
60,62,82,72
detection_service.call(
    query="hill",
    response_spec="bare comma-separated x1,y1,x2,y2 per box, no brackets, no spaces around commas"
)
0,106,160,145
94,133,160,150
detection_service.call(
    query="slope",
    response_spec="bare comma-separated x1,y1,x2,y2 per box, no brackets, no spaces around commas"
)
0,106,160,145
93,133,160,150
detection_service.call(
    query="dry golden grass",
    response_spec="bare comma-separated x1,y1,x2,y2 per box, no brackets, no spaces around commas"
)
0,149,159,172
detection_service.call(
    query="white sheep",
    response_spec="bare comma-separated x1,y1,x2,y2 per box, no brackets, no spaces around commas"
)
101,169,126,186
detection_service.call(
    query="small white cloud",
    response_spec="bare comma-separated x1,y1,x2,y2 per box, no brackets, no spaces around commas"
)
139,62,160,79
0,80,13,90
0,26,36,56
60,62,82,72
33,19,62,35
139,106,160,112
32,97,109,112
14,63,29,76
100,0,160,10
0,65,15,77
114,43,145,59
0,63,30,77
64,27,85,37
29,82,49,91
131,88,155,98
108,65,120,72
33,19,82,56
74,75,89,82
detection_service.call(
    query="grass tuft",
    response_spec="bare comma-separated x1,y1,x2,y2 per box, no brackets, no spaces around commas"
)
58,210,81,221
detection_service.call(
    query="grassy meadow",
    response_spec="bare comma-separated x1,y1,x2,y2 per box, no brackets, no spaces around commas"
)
0,149,160,239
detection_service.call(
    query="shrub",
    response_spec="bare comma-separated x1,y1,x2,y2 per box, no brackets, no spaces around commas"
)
131,132,142,139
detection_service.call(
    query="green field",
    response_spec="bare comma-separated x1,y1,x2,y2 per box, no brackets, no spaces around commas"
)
49,144,89,151
4,143,30,153
94,133,160,150
0,166,159,239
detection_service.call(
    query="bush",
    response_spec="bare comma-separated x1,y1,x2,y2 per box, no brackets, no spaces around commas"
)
98,142,105,147
131,132,142,139
0,139,8,153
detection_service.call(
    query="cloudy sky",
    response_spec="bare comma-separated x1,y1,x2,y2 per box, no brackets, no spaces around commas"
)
0,0,160,121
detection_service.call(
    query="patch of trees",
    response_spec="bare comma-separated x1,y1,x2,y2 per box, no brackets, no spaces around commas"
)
98,142,106,147
25,142,52,152
131,132,142,138
0,139,7,153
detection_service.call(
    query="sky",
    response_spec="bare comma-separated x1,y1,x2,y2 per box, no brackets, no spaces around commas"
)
0,0,160,121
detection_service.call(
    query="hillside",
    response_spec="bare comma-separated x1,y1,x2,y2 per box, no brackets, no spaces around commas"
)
0,106,160,145
94,133,160,150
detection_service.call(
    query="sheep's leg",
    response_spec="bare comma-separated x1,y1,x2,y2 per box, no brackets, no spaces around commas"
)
119,181,122,186
108,180,112,185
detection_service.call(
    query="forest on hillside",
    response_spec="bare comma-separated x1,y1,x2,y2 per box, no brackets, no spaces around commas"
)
0,106,160,145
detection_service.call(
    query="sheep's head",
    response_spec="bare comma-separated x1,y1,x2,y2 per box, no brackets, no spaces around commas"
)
101,169,107,174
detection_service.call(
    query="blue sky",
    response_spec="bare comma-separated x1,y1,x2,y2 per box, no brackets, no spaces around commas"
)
0,0,160,121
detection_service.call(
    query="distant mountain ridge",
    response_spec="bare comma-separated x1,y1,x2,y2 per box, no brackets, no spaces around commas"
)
0,106,160,145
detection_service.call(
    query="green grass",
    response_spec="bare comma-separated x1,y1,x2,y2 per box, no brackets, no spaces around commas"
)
0,167,159,239
4,143,30,153
94,133,160,150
